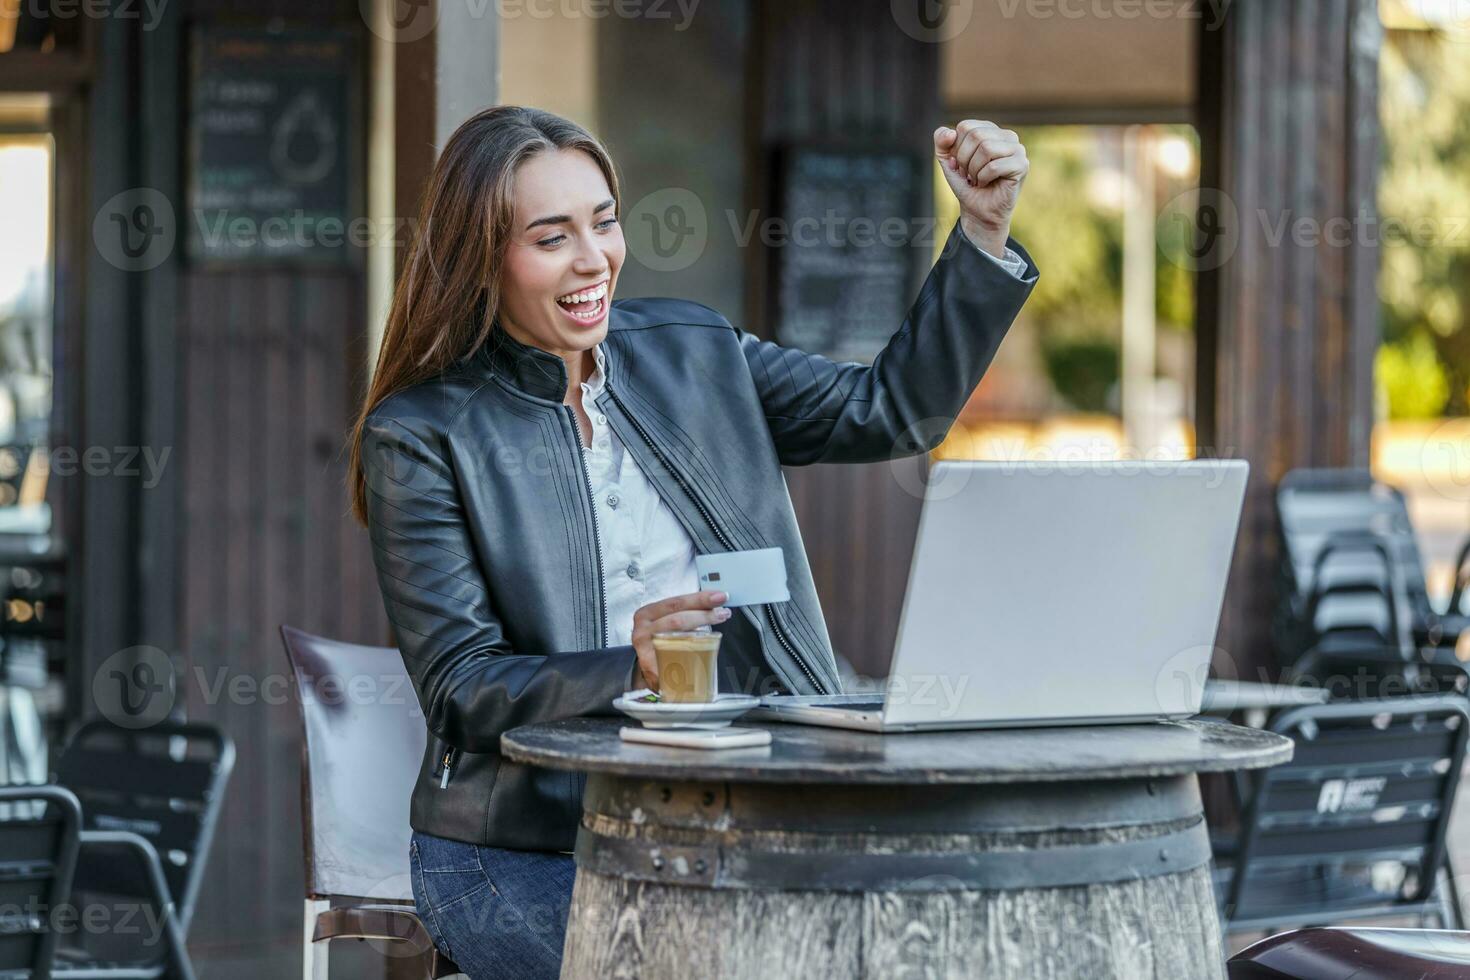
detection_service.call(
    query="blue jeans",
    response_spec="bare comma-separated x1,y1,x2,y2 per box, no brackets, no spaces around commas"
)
409,830,576,980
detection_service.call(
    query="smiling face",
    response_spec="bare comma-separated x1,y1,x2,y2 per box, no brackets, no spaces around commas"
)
497,148,625,382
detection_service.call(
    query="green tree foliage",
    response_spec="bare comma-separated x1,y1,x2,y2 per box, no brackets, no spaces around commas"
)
1378,333,1450,419
1379,31,1470,415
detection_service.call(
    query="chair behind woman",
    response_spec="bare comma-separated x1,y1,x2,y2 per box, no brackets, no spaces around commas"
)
278,625,462,979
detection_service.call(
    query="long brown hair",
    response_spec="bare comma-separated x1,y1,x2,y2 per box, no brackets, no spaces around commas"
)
346,106,621,526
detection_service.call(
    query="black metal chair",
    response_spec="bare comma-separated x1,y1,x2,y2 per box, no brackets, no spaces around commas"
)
0,785,82,979
45,721,234,979
1213,695,1470,934
1275,469,1469,664
1286,641,1470,702
278,625,462,980
1282,573,1469,701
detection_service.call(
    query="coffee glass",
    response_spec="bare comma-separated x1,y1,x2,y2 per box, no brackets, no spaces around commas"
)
651,629,722,703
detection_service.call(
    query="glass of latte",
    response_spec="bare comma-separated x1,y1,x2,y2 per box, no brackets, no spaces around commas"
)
651,629,722,703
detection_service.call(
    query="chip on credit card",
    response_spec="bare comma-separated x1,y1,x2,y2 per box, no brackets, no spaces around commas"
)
694,547,790,607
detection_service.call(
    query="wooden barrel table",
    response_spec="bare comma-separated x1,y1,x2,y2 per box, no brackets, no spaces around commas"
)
502,717,1292,979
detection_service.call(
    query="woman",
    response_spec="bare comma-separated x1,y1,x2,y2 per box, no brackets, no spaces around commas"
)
348,106,1036,978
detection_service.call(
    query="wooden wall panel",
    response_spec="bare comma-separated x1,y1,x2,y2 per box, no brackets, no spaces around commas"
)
177,266,390,977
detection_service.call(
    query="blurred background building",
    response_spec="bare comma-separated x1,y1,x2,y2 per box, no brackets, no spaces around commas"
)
2,0,1465,974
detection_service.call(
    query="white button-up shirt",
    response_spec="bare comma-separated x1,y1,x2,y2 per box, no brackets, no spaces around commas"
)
574,237,1028,650
576,341,703,648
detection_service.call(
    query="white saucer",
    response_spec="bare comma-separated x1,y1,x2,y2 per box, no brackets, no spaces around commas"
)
613,689,760,729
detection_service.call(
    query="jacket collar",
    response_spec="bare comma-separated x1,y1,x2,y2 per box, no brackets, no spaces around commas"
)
472,317,612,403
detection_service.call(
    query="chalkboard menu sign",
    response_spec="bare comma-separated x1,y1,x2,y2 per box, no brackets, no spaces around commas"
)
187,26,358,265
770,147,924,363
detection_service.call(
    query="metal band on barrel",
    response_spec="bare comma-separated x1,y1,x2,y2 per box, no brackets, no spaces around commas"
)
573,818,1212,892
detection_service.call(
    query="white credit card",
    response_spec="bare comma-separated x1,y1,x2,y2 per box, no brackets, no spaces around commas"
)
695,547,790,607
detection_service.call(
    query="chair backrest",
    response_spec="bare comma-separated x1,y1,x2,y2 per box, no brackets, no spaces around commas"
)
1228,694,1470,926
1277,469,1435,646
278,625,426,901
54,719,234,934
0,785,81,980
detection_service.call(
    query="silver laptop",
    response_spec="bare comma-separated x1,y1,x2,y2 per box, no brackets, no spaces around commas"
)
750,459,1249,732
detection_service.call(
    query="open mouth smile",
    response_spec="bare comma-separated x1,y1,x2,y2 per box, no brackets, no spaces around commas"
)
555,280,609,325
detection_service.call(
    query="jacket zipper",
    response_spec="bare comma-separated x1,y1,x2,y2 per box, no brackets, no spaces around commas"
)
564,405,609,648
435,746,457,789
600,384,826,695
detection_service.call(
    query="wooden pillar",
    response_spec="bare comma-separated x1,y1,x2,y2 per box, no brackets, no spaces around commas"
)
1195,0,1382,678
746,0,942,681
389,0,501,279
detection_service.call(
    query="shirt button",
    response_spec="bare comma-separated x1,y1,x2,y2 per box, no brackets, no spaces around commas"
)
596,413,607,425
607,492,620,509
626,562,640,579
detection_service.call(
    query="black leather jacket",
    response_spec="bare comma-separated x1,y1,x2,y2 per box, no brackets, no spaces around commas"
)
361,220,1038,850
